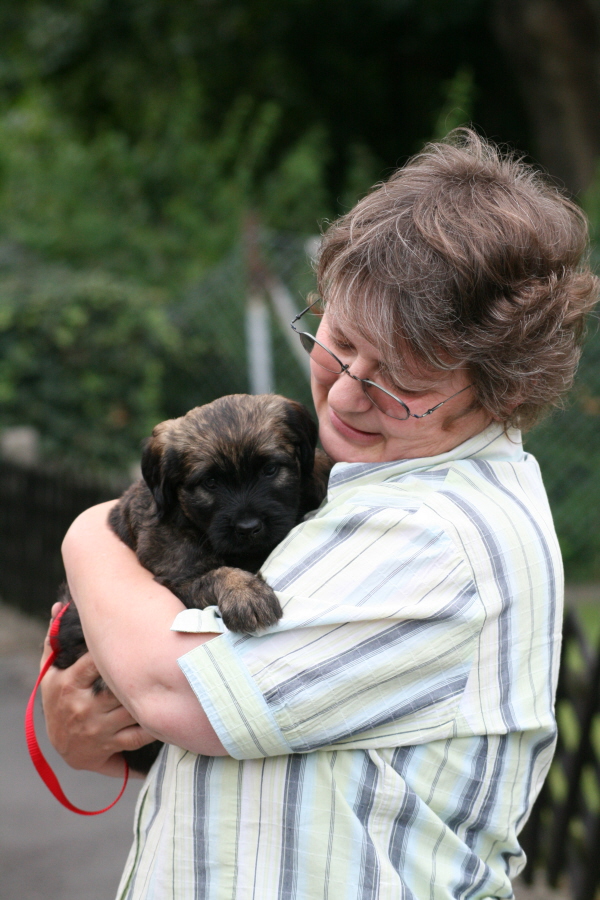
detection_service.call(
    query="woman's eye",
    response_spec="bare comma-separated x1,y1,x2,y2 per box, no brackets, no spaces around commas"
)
330,335,353,352
388,384,421,398
384,378,412,395
262,463,280,477
379,369,423,397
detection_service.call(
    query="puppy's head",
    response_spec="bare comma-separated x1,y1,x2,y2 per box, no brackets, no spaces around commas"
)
141,394,331,566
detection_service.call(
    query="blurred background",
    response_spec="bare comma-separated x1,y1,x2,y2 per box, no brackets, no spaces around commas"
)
1,1,600,898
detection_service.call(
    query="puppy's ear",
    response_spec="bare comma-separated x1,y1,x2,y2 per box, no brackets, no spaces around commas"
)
141,421,182,520
298,448,333,518
284,400,319,475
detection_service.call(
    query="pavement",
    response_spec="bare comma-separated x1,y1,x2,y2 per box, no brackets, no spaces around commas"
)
0,601,573,900
0,602,141,900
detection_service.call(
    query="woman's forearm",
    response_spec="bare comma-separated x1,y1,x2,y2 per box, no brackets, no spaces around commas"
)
62,501,227,756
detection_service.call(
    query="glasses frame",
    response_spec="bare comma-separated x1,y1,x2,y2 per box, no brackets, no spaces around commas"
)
291,301,472,421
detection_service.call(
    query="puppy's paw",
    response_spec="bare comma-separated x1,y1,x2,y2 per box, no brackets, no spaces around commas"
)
206,566,283,633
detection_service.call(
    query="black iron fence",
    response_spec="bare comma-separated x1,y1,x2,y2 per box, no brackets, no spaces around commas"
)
520,609,600,900
0,459,121,619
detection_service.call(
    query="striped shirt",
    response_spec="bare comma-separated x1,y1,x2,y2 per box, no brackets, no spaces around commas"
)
116,423,563,900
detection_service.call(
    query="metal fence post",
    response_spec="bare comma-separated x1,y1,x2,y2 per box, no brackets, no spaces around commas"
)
244,213,274,394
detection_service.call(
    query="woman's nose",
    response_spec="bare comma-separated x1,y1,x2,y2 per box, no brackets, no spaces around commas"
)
328,369,373,411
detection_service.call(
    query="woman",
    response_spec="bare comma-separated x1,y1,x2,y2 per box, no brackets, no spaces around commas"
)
41,130,597,900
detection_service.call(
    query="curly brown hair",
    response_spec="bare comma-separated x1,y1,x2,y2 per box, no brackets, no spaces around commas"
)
317,129,599,430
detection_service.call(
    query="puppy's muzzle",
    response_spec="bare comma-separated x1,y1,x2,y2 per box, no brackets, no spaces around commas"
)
210,500,296,558
235,516,264,538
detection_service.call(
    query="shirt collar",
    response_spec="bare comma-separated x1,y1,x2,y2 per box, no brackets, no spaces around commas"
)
326,423,522,498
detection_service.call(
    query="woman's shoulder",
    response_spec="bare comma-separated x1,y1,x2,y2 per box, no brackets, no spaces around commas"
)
317,445,558,567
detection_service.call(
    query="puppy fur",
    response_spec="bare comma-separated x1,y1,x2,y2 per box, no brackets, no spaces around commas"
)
53,393,332,773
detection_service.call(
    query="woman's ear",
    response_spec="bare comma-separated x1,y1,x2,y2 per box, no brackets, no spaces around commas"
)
141,420,182,520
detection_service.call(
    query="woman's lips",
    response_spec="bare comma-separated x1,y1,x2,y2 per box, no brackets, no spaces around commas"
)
329,409,382,444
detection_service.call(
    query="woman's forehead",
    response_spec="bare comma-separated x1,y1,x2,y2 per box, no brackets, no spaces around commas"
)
322,310,451,389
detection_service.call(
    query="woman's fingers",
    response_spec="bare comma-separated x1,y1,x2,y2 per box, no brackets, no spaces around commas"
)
40,616,56,670
116,723,158,753
39,638,156,775
40,601,69,670
63,653,122,708
50,600,64,620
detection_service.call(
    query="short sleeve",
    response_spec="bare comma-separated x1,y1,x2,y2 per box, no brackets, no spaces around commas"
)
178,499,485,759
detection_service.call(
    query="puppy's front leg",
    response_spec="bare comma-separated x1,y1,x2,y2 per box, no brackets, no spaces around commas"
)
185,568,283,633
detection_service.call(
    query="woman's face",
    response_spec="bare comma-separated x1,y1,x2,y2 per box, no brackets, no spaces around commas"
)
311,313,492,464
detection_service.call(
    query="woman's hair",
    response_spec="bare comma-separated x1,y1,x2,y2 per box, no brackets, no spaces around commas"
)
317,129,599,430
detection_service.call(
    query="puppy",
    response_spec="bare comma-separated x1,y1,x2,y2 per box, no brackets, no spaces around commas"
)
53,393,332,773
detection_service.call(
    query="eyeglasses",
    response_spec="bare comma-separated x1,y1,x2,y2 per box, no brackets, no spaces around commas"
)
291,301,472,421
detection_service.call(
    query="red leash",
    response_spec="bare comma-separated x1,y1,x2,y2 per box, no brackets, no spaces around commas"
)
24,602,129,815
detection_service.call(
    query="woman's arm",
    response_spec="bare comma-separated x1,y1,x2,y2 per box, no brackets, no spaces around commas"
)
60,501,228,756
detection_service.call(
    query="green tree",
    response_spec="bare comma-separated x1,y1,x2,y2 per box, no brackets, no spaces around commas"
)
0,0,531,207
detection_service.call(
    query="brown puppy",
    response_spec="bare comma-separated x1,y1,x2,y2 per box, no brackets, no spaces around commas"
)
54,394,332,773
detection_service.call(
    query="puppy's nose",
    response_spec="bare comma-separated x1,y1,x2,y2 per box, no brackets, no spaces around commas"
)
235,517,264,537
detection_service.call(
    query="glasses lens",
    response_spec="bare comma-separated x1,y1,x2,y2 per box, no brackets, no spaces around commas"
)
298,333,346,374
362,382,410,420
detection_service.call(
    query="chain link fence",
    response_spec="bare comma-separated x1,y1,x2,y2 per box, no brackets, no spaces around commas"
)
520,328,600,582
162,227,317,418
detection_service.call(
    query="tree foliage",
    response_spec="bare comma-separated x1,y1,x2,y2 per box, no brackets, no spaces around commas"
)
0,88,334,284
0,0,530,202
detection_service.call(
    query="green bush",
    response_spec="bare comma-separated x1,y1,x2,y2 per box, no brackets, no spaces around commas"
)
0,260,179,473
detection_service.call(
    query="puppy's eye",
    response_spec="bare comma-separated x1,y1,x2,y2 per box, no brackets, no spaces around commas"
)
262,463,280,478
201,477,219,491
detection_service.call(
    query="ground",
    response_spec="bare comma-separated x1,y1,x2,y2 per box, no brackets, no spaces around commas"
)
0,601,140,900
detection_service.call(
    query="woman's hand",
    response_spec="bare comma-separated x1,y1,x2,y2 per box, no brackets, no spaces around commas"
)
40,605,155,779
61,503,228,756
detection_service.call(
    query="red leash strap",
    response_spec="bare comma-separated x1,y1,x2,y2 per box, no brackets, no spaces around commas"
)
24,602,129,815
